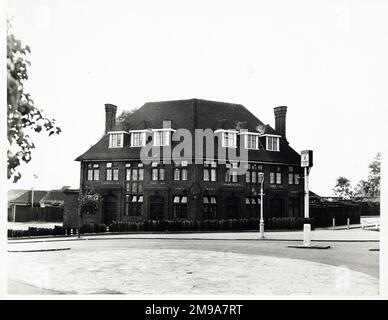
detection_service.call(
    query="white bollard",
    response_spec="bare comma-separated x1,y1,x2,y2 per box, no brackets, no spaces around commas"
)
332,218,335,230
347,218,350,230
303,224,311,246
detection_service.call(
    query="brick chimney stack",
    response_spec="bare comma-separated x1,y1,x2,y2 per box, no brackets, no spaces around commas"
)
274,106,287,138
105,104,117,134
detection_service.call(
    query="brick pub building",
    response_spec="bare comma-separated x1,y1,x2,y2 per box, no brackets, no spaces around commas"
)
65,99,304,227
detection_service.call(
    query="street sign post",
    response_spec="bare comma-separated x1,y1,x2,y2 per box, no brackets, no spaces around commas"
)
301,150,313,246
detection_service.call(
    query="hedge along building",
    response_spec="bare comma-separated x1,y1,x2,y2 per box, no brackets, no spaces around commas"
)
72,99,303,226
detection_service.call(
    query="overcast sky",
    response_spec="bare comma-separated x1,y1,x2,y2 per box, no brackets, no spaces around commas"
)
5,0,388,195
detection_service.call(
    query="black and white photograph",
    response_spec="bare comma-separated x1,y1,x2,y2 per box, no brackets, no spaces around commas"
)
1,0,387,301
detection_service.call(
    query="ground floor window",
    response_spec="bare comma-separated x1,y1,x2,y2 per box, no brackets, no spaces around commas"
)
172,196,188,218
288,197,300,217
124,195,143,216
245,197,260,218
203,196,217,219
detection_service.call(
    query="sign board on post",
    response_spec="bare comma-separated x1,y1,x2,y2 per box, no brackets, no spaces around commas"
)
301,150,313,168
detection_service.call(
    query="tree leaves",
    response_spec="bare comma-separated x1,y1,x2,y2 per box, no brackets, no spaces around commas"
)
7,22,62,183
354,153,380,198
333,176,353,199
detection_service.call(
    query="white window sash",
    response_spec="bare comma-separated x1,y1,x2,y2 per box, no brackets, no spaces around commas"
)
153,130,170,147
109,133,123,148
222,132,237,148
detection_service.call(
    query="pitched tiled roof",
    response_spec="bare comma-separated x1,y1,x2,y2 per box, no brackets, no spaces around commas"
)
40,190,66,204
7,189,29,203
9,190,47,204
76,98,301,165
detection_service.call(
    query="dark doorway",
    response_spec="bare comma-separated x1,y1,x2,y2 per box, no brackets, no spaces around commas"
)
150,196,164,220
103,194,117,225
225,197,240,219
270,198,284,217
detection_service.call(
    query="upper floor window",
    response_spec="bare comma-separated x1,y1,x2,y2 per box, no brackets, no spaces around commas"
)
204,160,217,182
125,162,144,181
173,161,188,181
87,163,99,181
125,163,143,193
108,132,124,148
241,133,260,150
288,166,300,185
225,162,238,183
106,162,119,181
151,162,165,181
270,166,282,184
130,131,147,147
266,135,280,151
216,130,237,148
153,129,174,147
246,163,263,184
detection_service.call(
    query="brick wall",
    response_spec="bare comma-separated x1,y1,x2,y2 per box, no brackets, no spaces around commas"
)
63,189,80,228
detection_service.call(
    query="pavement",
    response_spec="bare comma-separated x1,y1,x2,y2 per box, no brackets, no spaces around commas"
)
7,227,380,243
6,228,380,296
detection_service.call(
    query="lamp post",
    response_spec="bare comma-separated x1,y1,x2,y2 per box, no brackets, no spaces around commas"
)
258,172,265,239
31,174,38,207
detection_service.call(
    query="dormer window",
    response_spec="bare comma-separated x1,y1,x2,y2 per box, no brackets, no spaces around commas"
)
266,135,280,151
216,130,238,148
108,132,125,148
240,132,260,150
152,129,175,147
130,130,147,147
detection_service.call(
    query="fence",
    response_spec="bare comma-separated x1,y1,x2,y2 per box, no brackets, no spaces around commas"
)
109,217,314,233
310,202,361,228
8,217,314,238
359,201,380,216
9,206,63,222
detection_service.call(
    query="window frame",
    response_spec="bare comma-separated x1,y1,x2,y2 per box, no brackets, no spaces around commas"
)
173,162,188,181
172,196,188,219
203,196,217,220
108,132,126,148
225,162,238,183
151,162,165,181
265,135,281,152
240,132,260,150
204,161,217,182
215,130,238,148
152,128,175,147
106,162,119,181
86,163,100,181
130,130,148,147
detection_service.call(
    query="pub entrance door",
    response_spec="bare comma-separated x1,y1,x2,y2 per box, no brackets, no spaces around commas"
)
150,196,164,220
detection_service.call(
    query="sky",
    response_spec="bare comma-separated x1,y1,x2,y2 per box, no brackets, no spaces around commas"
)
4,0,388,195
